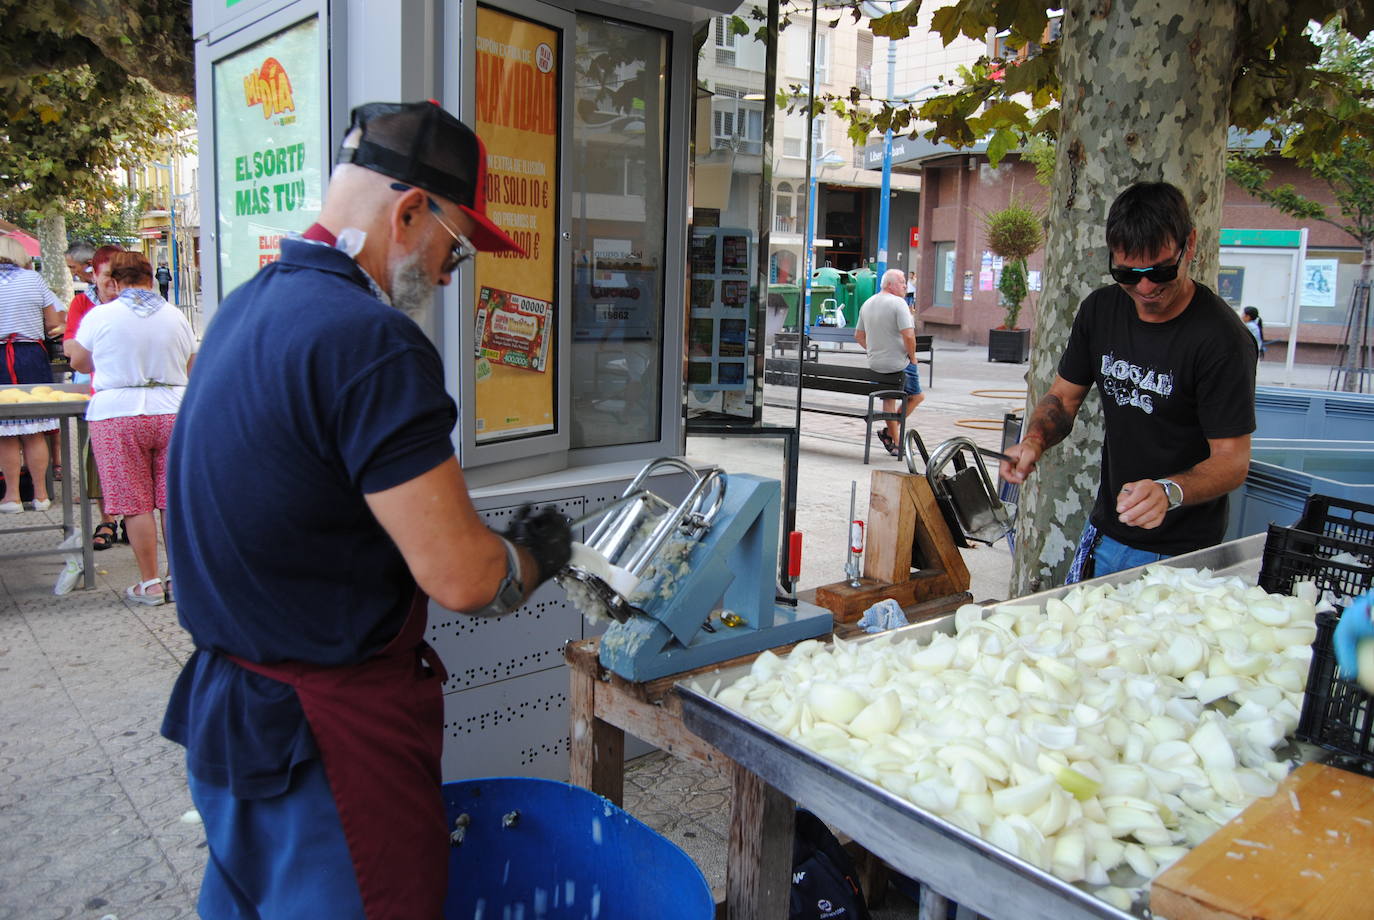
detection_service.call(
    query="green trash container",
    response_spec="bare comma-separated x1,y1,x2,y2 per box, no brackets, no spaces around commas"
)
807,284,836,327
813,265,843,296
767,283,801,328
850,265,877,326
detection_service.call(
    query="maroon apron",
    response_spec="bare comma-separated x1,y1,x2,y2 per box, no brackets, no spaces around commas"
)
229,591,448,920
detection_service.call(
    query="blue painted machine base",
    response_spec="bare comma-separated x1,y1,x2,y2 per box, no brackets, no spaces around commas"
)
597,472,833,681
598,599,832,682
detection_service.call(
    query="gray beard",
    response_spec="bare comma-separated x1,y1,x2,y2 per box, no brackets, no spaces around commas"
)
389,252,434,320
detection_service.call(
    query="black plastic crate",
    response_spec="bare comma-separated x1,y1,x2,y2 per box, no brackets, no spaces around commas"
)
1256,523,1374,605
1298,494,1374,548
1295,610,1374,774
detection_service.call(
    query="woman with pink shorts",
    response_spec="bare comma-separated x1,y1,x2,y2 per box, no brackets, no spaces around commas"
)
68,252,196,605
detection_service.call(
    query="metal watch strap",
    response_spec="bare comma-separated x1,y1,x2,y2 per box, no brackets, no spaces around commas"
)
1154,478,1183,510
497,537,526,608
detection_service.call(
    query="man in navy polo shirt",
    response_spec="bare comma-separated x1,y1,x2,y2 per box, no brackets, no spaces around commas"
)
163,101,572,920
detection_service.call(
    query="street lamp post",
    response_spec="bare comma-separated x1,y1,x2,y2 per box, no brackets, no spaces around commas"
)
153,162,179,305
876,20,897,278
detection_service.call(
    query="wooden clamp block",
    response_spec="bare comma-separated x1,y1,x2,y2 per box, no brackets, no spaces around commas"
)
814,470,971,622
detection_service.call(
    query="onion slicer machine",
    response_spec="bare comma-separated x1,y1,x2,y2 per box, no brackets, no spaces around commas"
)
557,458,832,682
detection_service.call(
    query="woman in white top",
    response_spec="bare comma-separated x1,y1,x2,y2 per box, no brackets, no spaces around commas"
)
68,252,196,606
0,254,62,512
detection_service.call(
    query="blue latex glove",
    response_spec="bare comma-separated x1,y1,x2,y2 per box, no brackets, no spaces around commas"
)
1332,591,1374,684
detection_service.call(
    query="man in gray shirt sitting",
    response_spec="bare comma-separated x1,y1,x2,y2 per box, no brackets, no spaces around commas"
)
855,268,924,458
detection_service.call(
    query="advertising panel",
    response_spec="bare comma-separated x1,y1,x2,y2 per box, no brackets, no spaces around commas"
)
473,6,559,442
213,16,323,297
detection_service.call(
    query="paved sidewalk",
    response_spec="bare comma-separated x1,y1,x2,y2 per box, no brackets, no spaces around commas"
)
0,339,1331,919
0,520,201,919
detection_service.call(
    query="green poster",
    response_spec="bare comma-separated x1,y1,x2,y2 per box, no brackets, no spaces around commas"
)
213,17,323,297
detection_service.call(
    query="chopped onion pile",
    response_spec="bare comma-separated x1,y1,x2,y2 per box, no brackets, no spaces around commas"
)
629,534,695,605
703,566,1329,910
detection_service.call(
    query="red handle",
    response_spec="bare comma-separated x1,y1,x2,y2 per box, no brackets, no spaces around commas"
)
788,531,803,577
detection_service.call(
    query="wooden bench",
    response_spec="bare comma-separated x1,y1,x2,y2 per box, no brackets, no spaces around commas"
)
769,331,819,361
763,359,913,464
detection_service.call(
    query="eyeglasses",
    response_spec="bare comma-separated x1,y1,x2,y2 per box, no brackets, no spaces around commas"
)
424,198,479,273
390,182,478,273
1109,247,1187,285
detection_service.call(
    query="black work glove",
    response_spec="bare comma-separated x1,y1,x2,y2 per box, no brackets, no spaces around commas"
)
503,504,573,585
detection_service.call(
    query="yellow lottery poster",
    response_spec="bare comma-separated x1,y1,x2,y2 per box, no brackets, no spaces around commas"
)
473,7,559,443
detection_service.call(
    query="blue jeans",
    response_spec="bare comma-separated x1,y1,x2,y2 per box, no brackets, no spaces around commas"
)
903,361,923,395
1090,531,1168,579
190,757,365,919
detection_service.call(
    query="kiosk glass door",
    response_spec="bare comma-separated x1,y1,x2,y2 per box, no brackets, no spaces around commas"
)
568,15,671,449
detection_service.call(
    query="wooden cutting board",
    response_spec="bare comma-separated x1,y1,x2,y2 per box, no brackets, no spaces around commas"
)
1152,762,1374,919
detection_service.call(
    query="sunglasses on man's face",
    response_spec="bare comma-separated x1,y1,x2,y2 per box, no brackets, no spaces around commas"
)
1108,247,1187,286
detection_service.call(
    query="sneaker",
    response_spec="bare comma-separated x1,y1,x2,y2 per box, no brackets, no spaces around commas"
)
0,502,22,513
125,578,166,606
30,499,51,512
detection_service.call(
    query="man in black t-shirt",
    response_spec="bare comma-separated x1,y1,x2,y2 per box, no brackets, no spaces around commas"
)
1000,181,1256,581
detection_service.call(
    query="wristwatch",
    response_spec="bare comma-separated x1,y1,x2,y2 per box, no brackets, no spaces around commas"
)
1154,478,1183,511
492,537,526,612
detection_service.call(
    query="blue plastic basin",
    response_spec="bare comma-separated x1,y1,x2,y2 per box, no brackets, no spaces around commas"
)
442,777,714,920
1226,439,1374,540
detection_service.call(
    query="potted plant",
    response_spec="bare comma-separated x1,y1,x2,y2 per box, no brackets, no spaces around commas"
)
983,199,1043,363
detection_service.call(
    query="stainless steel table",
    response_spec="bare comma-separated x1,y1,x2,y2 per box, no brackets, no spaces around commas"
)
679,535,1286,920
0,383,94,589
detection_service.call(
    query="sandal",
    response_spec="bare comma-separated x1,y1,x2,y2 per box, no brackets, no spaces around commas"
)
119,519,130,544
125,578,165,606
93,521,118,550
876,429,900,458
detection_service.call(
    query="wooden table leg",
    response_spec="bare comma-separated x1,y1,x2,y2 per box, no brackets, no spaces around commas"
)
726,761,793,920
854,847,890,908
918,883,951,920
568,645,625,806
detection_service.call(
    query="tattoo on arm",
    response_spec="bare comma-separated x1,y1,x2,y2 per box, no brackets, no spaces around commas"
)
1025,394,1074,449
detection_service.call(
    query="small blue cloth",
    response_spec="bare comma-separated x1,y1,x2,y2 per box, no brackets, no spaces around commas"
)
858,598,909,633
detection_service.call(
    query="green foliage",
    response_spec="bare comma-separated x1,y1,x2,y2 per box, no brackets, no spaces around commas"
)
0,68,193,221
809,1,1374,167
62,190,149,249
998,259,1029,329
983,201,1043,262
1226,21,1374,256
1023,135,1056,187
983,200,1043,327
0,0,193,105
